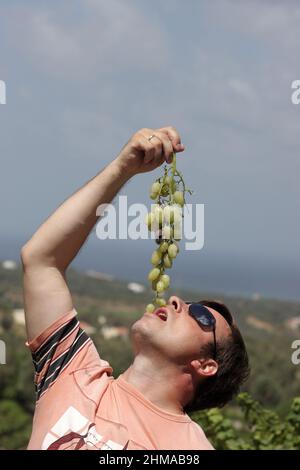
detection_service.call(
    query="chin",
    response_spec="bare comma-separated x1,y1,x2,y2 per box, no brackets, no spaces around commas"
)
131,317,148,338
131,316,156,352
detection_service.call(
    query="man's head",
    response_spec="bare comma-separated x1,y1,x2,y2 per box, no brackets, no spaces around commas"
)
131,296,250,411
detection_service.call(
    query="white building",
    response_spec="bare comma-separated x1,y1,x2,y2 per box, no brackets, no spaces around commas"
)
12,308,25,326
127,282,145,294
2,260,17,270
101,326,129,340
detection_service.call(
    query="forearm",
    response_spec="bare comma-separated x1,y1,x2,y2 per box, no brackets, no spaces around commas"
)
21,159,130,270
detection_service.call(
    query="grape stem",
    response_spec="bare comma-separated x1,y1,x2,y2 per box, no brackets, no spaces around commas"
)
168,152,176,204
172,152,176,178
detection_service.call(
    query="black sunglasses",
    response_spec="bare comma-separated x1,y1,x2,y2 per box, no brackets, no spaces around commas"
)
185,301,217,360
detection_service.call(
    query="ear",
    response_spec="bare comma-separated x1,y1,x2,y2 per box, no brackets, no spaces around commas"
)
191,358,218,378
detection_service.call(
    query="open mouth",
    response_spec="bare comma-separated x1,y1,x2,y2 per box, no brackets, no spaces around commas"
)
154,308,168,322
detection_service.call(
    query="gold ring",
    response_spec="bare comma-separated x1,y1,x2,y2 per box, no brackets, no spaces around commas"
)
148,134,156,142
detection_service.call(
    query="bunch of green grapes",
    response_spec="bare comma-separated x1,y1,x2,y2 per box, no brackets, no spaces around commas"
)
145,153,192,312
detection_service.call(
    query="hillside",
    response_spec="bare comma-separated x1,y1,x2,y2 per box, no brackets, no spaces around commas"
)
0,261,300,448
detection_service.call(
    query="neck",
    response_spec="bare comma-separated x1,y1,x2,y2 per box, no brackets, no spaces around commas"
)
122,354,194,415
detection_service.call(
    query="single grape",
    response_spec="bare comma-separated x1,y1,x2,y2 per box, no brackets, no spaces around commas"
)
148,267,160,281
165,175,176,192
151,181,161,194
155,298,166,306
156,281,165,293
163,253,173,269
173,191,184,206
160,274,170,289
168,243,178,259
158,241,169,253
146,303,155,313
151,249,162,265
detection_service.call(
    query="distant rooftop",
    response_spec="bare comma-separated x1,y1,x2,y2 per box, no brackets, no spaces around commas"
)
2,260,17,270
127,282,145,294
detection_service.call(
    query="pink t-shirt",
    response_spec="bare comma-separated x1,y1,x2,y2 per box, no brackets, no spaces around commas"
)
27,309,214,450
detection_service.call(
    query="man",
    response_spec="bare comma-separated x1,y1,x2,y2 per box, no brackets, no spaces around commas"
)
21,126,249,450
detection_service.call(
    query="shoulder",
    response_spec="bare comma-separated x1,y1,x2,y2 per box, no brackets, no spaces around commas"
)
27,308,113,401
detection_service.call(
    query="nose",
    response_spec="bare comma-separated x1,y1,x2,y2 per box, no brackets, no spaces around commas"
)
168,295,184,313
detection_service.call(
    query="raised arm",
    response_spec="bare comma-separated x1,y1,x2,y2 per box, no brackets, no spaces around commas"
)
21,126,184,341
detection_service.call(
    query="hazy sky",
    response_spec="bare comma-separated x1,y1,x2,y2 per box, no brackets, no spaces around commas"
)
0,0,299,298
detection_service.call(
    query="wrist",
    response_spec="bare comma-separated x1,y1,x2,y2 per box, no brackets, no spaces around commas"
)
111,157,135,181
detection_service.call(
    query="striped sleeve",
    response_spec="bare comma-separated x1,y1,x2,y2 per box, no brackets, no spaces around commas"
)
27,309,91,401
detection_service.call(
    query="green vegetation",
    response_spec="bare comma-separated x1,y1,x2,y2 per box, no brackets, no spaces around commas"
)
0,263,299,449
192,394,300,450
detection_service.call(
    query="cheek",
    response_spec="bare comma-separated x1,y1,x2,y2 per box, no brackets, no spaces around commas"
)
163,324,203,358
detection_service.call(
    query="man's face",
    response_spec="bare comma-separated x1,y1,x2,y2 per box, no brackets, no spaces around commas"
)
131,296,232,365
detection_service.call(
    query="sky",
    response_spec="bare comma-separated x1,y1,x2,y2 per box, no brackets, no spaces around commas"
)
0,0,299,300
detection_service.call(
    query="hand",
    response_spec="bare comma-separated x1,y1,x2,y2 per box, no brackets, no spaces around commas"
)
114,126,185,177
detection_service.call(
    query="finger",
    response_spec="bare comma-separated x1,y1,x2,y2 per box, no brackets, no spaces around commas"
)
141,136,156,164
157,126,185,153
153,130,174,164
135,133,156,164
147,134,163,162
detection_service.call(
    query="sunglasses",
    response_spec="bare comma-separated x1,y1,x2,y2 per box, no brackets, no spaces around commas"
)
185,301,217,360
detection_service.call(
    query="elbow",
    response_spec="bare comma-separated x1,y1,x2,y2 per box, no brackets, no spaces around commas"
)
20,241,64,271
20,241,51,269
20,241,37,269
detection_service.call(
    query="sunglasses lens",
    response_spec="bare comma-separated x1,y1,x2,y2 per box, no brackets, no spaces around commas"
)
197,314,213,326
189,304,216,328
